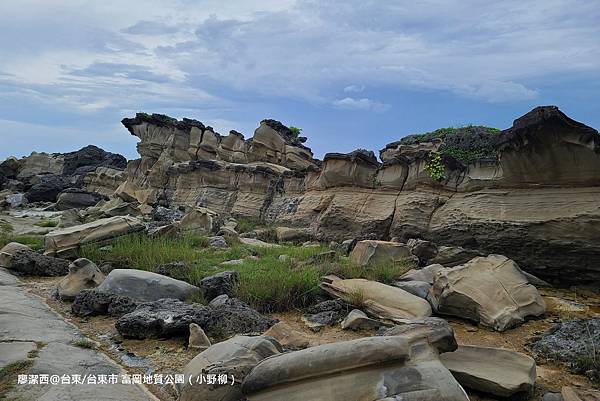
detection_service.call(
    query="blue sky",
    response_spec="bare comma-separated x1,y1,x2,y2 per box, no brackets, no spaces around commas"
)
0,0,598,160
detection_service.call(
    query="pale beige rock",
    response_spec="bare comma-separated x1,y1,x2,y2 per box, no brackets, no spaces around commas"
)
178,207,217,235
440,345,536,397
561,386,600,401
188,323,211,352
239,237,281,248
17,152,64,179
432,254,546,331
57,258,105,301
83,167,126,197
0,242,31,268
264,322,309,350
44,215,144,257
349,240,414,266
340,309,384,330
321,275,432,322
275,226,311,242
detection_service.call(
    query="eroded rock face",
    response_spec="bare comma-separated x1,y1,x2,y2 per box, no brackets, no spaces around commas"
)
242,323,468,401
432,255,546,331
71,289,137,317
57,258,105,301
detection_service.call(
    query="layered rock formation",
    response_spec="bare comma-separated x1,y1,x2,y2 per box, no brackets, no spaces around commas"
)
113,106,600,285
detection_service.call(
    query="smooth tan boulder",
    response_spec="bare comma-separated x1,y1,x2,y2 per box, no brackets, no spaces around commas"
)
0,242,31,268
321,275,432,322
242,327,468,401
440,345,536,397
263,322,309,350
349,240,414,266
179,336,282,401
432,254,546,331
340,309,383,330
178,207,217,235
44,215,144,257
57,258,105,301
275,226,312,242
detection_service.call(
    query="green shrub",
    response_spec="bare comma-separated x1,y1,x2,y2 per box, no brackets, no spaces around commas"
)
424,152,445,181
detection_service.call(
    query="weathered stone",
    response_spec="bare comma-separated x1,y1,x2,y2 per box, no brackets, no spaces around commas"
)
0,242,31,268
379,317,458,354
440,345,536,397
529,317,600,370
188,323,211,351
97,269,200,302
200,270,240,301
71,289,137,317
239,237,281,247
432,255,546,331
242,332,468,400
321,275,432,322
340,309,384,330
208,235,228,248
44,215,144,257
179,207,217,235
57,258,105,301
155,261,189,281
10,250,69,276
179,335,283,401
263,322,309,350
25,174,71,203
561,386,600,401
55,188,106,210
393,280,432,301
205,297,276,338
429,245,483,267
349,240,414,266
116,298,211,339
398,264,444,284
275,226,312,242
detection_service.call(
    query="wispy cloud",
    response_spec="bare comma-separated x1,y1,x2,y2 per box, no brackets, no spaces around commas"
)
333,97,390,112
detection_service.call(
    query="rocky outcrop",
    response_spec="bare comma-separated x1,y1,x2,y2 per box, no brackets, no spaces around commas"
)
9,250,69,276
56,258,105,301
31,106,597,286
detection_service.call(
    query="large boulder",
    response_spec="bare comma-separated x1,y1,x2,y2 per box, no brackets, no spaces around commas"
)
440,345,536,397
71,289,137,317
9,249,69,276
275,226,312,243
55,188,106,210
321,275,432,322
179,336,283,401
44,215,144,257
263,322,310,350
432,254,546,331
349,240,414,266
97,269,200,302
56,258,105,301
242,324,468,401
379,317,458,353
0,242,31,268
116,298,211,339
204,297,276,338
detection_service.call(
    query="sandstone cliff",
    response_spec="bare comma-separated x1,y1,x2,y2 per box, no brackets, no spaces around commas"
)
110,107,599,285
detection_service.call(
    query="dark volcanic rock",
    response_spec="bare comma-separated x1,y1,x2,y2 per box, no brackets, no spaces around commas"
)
10,250,69,276
200,270,240,300
71,289,137,317
62,145,127,176
115,296,275,339
55,188,107,210
116,298,211,339
529,317,600,371
155,261,189,281
25,174,71,202
304,299,351,327
151,206,184,223
205,297,276,338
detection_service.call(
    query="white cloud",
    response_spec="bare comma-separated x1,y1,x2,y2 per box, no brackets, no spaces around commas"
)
343,84,365,93
333,97,390,112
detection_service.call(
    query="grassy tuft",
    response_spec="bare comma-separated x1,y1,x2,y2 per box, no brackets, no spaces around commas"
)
34,220,58,228
0,360,34,398
0,233,45,251
71,338,97,350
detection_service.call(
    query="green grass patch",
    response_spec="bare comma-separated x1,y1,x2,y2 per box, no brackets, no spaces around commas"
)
71,338,97,350
0,219,14,233
80,233,415,312
0,233,44,251
34,220,58,228
0,360,34,398
234,218,259,234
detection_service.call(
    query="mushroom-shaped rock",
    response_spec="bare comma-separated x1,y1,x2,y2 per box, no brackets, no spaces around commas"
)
57,258,105,301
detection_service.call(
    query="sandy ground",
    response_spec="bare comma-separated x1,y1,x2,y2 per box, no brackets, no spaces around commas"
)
20,275,599,401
